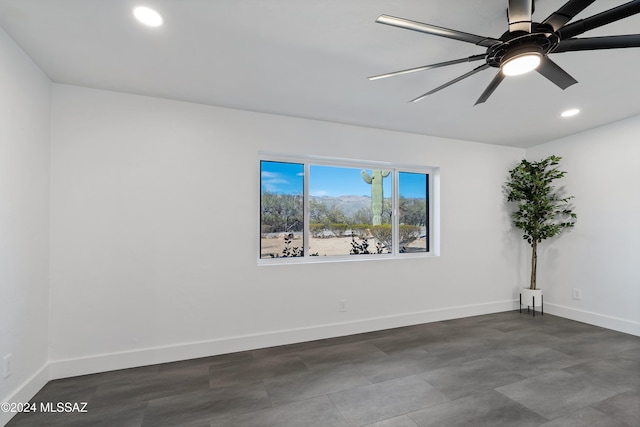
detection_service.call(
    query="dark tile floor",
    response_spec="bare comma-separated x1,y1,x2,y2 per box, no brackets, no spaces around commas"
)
6,311,640,426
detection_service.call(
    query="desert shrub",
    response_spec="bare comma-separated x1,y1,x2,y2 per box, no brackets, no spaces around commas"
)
399,224,421,244
399,196,427,226
309,199,348,225
370,224,392,248
350,224,369,237
309,223,325,237
350,236,384,255
270,235,302,258
329,223,348,236
351,207,372,225
261,192,303,233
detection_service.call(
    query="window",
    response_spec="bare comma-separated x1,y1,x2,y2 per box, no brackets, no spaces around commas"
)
398,171,429,253
260,161,304,257
260,154,438,262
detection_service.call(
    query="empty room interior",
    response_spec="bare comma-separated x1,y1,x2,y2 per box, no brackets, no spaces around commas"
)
1,1,639,426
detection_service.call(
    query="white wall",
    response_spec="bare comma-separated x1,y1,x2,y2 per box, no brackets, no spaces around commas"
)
49,84,524,378
0,26,51,425
526,116,640,335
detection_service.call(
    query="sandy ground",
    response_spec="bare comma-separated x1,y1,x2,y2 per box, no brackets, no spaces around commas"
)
261,235,426,258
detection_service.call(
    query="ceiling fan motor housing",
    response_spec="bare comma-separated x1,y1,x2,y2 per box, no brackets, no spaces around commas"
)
486,27,559,68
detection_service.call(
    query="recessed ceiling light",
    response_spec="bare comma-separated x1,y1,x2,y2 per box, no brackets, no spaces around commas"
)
561,109,580,118
133,6,163,27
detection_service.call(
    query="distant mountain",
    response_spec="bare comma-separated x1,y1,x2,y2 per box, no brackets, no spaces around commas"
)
311,195,384,216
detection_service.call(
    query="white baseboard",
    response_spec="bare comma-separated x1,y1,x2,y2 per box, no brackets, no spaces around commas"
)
0,363,49,427
49,300,515,380
544,303,640,337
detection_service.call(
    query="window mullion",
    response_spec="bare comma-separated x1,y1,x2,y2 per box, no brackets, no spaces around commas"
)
303,162,310,258
392,169,399,255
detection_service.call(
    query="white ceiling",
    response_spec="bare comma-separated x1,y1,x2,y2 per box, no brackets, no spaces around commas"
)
1,0,639,148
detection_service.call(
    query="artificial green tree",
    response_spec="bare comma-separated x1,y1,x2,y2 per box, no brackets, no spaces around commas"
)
505,155,577,290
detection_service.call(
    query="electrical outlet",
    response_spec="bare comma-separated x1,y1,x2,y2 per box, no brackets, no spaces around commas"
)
573,288,582,300
3,354,12,378
339,299,347,312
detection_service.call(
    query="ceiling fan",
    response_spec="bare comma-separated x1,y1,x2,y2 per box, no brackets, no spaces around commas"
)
370,0,640,105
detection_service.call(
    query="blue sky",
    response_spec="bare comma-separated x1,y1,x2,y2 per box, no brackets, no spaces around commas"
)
260,161,304,194
261,161,426,198
310,165,390,197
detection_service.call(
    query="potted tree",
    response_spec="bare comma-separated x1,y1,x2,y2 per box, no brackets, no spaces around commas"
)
505,155,577,314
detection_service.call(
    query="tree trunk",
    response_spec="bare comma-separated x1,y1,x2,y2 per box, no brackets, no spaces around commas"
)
530,240,537,290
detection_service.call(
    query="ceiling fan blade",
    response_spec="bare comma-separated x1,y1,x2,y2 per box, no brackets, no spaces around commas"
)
508,0,534,33
553,34,640,52
475,72,506,105
410,64,491,103
558,0,640,39
376,15,500,47
541,0,596,32
536,57,578,89
368,54,486,80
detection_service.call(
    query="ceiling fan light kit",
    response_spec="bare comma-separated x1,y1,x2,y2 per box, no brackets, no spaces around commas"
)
501,52,542,76
371,0,640,105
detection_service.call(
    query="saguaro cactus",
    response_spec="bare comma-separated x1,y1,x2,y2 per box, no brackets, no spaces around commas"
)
361,169,390,225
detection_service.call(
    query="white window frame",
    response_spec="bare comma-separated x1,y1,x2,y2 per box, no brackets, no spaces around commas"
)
258,152,440,265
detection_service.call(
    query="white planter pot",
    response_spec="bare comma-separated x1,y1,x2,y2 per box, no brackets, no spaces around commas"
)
520,288,542,307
